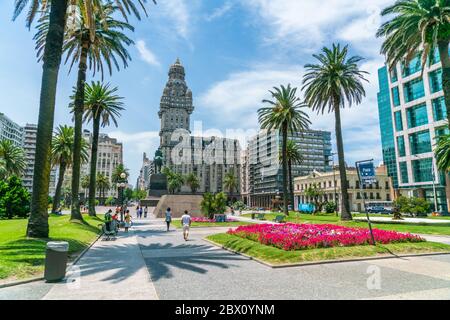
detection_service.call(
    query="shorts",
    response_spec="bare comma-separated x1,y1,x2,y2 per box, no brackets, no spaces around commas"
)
183,225,190,233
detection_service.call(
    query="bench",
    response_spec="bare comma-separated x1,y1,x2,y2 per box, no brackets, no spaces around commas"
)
273,215,286,223
257,213,266,220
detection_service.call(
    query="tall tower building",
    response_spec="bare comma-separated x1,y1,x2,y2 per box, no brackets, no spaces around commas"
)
376,48,449,213
158,58,194,166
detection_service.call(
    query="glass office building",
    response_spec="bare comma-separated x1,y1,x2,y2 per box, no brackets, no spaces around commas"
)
376,48,449,213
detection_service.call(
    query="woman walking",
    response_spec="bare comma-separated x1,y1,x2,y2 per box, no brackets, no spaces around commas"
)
165,207,172,232
124,210,132,233
144,206,148,218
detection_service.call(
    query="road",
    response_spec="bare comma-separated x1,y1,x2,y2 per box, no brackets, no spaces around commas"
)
1,215,450,300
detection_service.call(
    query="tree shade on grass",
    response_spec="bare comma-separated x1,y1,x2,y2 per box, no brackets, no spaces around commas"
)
0,214,103,282
258,85,311,216
376,0,450,130
302,44,368,221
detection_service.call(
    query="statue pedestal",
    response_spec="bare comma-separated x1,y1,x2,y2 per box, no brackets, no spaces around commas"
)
149,173,168,197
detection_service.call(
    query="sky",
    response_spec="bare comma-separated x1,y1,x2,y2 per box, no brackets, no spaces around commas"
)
0,0,394,185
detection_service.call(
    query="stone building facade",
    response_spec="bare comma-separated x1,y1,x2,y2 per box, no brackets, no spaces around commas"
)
157,59,240,194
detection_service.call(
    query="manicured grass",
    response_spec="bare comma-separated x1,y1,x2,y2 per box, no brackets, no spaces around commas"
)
242,213,450,236
0,214,104,282
172,219,252,228
207,233,450,265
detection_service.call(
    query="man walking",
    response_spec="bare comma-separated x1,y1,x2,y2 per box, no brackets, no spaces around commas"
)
181,210,192,241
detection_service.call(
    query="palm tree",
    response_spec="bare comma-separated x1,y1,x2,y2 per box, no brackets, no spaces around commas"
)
84,81,124,216
81,174,90,201
0,140,26,179
111,164,129,187
14,0,153,238
33,2,135,221
162,167,184,194
185,172,200,194
284,140,303,210
96,173,110,205
50,125,88,214
302,43,368,221
258,85,311,216
223,169,238,194
377,0,450,129
0,158,7,180
436,134,450,172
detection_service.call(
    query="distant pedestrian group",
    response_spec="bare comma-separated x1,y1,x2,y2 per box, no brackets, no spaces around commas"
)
164,207,191,241
135,206,149,219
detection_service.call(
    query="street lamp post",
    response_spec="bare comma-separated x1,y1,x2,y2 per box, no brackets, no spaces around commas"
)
118,172,128,221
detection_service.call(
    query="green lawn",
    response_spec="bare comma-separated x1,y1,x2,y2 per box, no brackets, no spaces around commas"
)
0,214,104,282
172,219,252,229
243,213,450,236
207,233,450,265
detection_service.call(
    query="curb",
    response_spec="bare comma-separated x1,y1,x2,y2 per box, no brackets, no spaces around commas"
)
203,238,450,269
0,232,103,290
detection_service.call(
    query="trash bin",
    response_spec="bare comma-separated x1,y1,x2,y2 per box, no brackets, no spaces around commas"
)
44,241,69,282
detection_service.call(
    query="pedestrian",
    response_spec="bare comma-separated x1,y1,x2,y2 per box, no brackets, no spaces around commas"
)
124,210,132,233
144,206,148,218
165,207,172,232
139,207,143,219
181,210,192,241
136,206,140,219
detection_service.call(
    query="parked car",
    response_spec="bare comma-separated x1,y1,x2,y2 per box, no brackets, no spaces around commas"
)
367,206,392,214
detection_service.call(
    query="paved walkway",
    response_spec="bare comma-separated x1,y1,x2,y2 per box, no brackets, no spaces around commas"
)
354,216,450,224
2,213,450,300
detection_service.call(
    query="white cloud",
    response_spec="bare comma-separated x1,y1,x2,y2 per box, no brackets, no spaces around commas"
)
243,0,392,54
205,2,233,22
161,0,190,39
198,57,384,164
136,40,161,67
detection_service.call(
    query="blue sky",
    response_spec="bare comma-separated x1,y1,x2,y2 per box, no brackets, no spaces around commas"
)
0,0,394,184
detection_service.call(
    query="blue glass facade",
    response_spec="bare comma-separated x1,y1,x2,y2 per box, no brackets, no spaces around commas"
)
429,68,443,93
412,158,433,183
432,97,447,121
406,103,428,128
377,67,399,188
399,162,409,184
397,136,406,157
409,130,432,155
403,78,425,103
402,54,421,77
394,111,403,131
392,87,401,107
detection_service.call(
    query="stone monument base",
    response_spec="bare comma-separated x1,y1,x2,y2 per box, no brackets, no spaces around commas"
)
154,195,204,218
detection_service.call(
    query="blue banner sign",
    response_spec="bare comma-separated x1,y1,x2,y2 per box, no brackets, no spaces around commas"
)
358,162,376,184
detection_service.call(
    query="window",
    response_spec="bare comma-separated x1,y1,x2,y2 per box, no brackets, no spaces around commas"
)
390,68,398,83
399,162,409,184
429,69,443,93
394,111,403,131
409,130,432,155
432,97,447,121
397,136,406,157
406,103,428,128
412,158,433,183
403,78,425,103
429,48,440,66
435,126,450,142
402,54,421,77
392,87,401,107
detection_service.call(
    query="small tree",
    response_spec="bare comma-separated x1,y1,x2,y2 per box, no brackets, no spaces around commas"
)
185,173,200,194
200,192,228,219
324,201,337,214
0,176,30,219
304,183,325,214
394,196,431,217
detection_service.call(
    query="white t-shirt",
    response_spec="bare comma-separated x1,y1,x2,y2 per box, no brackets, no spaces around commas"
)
181,214,191,226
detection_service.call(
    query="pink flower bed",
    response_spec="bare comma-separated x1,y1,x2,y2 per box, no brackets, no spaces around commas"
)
192,217,238,223
227,223,424,251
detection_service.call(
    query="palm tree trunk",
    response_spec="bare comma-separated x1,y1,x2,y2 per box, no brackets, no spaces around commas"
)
26,0,68,238
70,35,90,221
288,158,295,211
52,162,67,214
334,102,352,221
88,117,100,216
281,124,289,216
438,41,450,130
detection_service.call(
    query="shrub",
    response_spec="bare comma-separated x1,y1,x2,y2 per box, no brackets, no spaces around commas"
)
394,196,431,217
200,192,228,219
324,201,337,214
0,176,30,219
